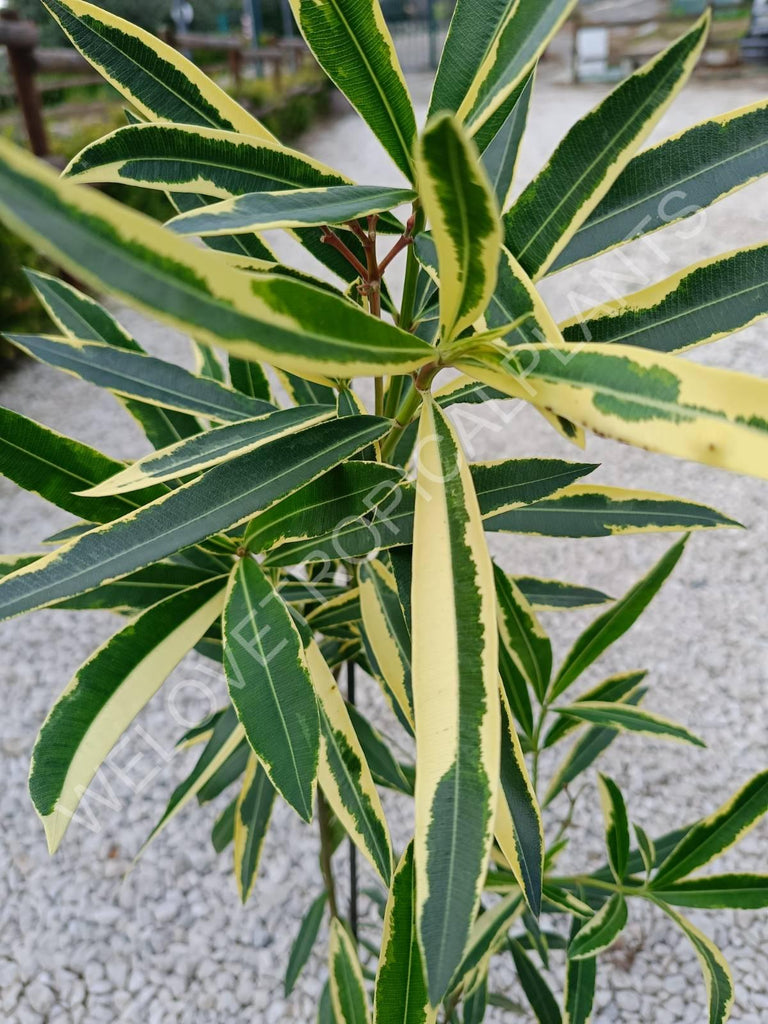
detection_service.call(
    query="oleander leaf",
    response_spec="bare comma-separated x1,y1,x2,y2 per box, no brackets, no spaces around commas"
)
504,16,709,279
655,903,733,1024
289,0,416,181
544,688,647,806
651,875,768,910
329,919,371,1024
0,415,390,621
561,244,768,355
553,99,768,271
568,894,627,960
515,577,613,612
653,770,768,886
495,689,544,916
374,842,434,1024
247,463,403,554
554,703,704,748
563,922,596,1024
0,139,434,381
309,641,393,883
65,122,347,197
307,589,363,638
285,892,328,997
211,798,237,853
143,710,246,852
494,563,551,703
347,705,413,795
552,536,687,699
358,559,414,728
29,577,226,852
450,890,522,993
0,406,161,523
42,0,274,137
223,559,320,822
481,247,568,352
597,774,630,882
416,113,501,346
461,340,768,481
481,71,534,210
431,0,575,150
167,185,417,236
543,670,647,750
83,406,334,496
485,485,739,539
233,752,277,903
411,397,500,1005
509,940,562,1024
229,355,272,403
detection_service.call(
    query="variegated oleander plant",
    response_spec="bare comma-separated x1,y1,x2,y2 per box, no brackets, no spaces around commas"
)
2,0,768,1020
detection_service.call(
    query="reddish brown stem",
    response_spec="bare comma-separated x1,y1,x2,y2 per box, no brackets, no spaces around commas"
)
320,225,367,278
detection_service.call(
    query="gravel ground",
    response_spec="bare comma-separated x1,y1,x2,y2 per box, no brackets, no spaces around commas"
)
2,62,768,1023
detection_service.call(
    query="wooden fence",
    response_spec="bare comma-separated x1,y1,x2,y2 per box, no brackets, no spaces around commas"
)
0,9,315,158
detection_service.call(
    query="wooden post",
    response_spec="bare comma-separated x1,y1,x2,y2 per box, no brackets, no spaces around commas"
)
1,11,48,157
228,44,243,93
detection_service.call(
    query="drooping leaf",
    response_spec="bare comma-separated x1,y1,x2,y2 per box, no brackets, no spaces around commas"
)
561,244,768,355
494,563,551,703
233,752,277,903
289,0,417,181
554,702,704,747
653,770,768,886
0,416,390,621
551,537,687,699
543,670,647,749
374,842,434,1024
358,559,413,727
416,113,501,346
654,903,733,1024
285,892,328,997
553,99,768,271
84,406,334,496
450,891,522,994
42,0,274,137
329,919,372,1024
309,641,393,883
504,16,709,279
0,139,434,381
563,919,597,1024
223,559,320,822
411,397,500,1005
480,71,534,210
514,577,613,613
651,875,768,910
28,577,226,853
508,940,562,1024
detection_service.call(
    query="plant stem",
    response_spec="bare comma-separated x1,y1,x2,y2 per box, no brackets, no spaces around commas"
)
398,207,424,331
317,789,339,920
320,225,368,279
379,380,424,462
374,376,384,416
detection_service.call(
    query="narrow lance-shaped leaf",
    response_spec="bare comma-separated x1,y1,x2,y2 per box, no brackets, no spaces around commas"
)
560,243,768,355
551,536,687,699
450,890,522,993
494,563,551,703
167,185,417,236
0,139,434,381
515,577,613,613
29,577,226,853
485,485,739,539
0,415,390,622
654,902,734,1024
42,0,274,137
597,774,630,882
568,894,628,960
495,689,544,917
285,892,328,997
416,113,501,346
289,0,416,181
233,752,277,903
653,770,768,886
358,559,414,728
223,559,320,822
374,842,435,1024
552,98,768,272
84,406,334,496
652,875,768,910
563,919,597,1024
65,122,347,198
504,15,709,279
25,269,201,449
329,919,372,1024
411,396,500,1005
308,641,393,883
543,670,646,750
0,406,161,524
229,354,271,403
481,71,534,211
508,940,562,1024
553,702,705,748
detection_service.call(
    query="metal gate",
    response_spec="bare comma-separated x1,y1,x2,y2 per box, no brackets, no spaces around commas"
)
383,0,455,72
